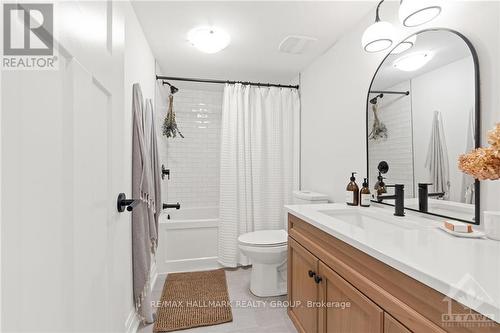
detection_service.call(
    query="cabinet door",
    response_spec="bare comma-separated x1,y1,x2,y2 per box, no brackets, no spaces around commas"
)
288,238,319,333
318,262,384,333
384,313,412,333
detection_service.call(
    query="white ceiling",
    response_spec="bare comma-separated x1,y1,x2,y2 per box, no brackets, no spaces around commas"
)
132,1,375,84
372,30,473,90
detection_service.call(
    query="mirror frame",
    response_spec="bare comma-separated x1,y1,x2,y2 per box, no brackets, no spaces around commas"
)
365,28,481,225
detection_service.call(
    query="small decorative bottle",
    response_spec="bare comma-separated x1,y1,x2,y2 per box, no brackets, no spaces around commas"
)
360,178,371,207
346,172,359,206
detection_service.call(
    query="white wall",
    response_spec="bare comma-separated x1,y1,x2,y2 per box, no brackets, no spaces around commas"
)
122,2,156,330
300,1,500,217
412,56,474,202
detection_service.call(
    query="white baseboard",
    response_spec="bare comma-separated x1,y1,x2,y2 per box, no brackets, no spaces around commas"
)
125,309,140,333
163,256,221,273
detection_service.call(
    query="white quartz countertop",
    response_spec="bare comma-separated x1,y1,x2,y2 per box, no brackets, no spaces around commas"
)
285,203,500,324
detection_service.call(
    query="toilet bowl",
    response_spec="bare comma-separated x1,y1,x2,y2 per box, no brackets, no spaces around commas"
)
239,190,328,297
238,230,288,297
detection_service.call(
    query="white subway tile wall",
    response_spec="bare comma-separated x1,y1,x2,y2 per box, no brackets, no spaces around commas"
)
368,81,415,197
157,87,223,209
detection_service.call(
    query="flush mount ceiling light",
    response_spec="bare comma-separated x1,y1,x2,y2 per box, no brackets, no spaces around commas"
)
390,35,417,55
187,27,230,54
399,0,442,27
362,0,394,53
393,51,433,71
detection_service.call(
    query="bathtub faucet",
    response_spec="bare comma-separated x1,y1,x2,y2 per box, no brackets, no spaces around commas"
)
163,202,181,210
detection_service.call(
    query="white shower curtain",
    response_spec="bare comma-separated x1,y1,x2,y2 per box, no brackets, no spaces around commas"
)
218,83,300,267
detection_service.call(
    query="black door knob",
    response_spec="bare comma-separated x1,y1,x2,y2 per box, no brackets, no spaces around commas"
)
308,270,316,278
314,275,323,284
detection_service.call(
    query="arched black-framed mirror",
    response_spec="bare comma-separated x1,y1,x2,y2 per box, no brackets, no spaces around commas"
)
365,28,481,224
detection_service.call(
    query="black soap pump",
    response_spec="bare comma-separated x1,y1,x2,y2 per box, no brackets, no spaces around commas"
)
346,172,359,206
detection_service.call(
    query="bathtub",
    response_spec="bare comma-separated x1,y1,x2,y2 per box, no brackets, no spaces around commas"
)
156,207,220,273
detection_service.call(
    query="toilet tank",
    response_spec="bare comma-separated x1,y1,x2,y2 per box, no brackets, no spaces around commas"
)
293,190,329,204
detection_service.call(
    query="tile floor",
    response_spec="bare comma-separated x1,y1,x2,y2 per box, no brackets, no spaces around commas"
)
138,267,297,333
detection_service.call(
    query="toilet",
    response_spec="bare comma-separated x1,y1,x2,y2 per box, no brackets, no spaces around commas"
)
238,190,328,297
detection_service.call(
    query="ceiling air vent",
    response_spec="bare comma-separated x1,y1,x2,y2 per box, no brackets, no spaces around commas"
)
278,35,318,55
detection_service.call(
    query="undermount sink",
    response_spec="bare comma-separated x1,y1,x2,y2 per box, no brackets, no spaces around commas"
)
318,208,438,231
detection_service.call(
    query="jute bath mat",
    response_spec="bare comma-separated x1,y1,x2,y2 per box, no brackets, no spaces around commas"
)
153,269,233,332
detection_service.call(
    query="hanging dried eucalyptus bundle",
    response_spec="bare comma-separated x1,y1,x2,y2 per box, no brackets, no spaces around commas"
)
162,95,184,138
368,104,388,141
459,123,500,180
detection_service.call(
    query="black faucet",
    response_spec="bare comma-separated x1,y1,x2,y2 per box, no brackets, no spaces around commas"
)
377,184,405,217
418,183,445,213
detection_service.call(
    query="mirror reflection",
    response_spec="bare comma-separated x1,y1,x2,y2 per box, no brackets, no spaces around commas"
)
367,30,478,223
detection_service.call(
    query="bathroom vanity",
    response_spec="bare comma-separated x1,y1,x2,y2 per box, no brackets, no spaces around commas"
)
286,204,500,333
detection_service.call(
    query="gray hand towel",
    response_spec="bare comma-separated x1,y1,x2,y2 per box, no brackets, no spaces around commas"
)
131,83,155,324
145,98,161,251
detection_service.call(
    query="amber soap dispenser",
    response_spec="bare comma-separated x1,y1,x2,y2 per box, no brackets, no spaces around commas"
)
346,172,359,206
360,178,371,207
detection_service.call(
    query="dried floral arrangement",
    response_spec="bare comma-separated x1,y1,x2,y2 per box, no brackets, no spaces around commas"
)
458,123,500,180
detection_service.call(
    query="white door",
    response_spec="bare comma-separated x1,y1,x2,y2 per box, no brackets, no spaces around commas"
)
2,2,128,331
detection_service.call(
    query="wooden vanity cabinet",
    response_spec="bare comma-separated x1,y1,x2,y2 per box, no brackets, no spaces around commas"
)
287,214,500,333
384,313,412,333
289,239,384,333
318,261,384,333
289,239,320,333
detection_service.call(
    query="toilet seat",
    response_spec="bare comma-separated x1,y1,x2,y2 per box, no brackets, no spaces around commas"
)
238,230,287,247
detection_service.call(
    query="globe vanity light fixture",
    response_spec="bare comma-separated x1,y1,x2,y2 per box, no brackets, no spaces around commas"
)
362,0,394,53
390,35,417,54
363,0,442,53
399,0,442,27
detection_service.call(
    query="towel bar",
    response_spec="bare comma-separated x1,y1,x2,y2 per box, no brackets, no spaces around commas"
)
117,193,140,212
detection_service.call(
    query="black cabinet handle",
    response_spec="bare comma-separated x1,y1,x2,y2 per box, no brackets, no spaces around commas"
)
308,270,316,278
117,193,139,212
314,275,323,284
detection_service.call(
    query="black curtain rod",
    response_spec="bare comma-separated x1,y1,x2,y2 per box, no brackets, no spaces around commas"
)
369,90,410,95
156,75,299,89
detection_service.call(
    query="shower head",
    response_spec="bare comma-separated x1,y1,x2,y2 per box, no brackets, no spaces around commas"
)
162,81,179,95
370,93,384,105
